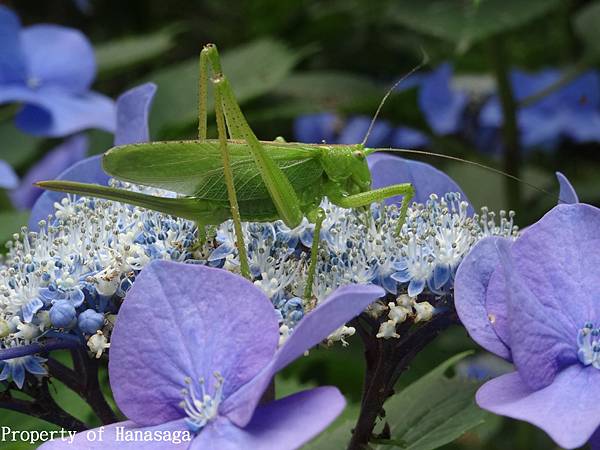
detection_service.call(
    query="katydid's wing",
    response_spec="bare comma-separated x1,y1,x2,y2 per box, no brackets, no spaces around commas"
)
102,140,323,201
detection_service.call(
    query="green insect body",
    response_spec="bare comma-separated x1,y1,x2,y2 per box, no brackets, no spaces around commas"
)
38,43,415,287
99,139,375,224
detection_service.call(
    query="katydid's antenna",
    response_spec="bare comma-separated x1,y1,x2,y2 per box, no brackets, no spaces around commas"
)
361,49,430,146
377,147,567,201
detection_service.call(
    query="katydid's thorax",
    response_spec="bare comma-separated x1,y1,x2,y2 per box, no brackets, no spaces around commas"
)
317,144,372,198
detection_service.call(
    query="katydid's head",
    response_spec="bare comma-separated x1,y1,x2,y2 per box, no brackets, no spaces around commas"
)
320,144,372,192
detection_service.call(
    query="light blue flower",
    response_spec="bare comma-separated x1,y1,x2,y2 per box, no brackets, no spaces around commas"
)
0,6,115,137
0,353,47,389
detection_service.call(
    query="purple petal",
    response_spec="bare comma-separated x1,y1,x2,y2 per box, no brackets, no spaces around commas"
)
14,89,116,137
293,113,338,144
556,172,579,205
109,261,280,427
38,419,190,449
193,387,345,450
0,160,19,189
510,204,600,334
477,366,600,449
495,212,600,390
419,63,468,135
115,83,157,146
367,153,472,210
29,154,108,229
11,134,88,210
0,6,26,84
21,25,95,93
454,236,511,360
222,283,383,427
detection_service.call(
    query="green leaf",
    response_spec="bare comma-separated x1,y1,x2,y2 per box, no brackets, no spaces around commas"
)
376,351,490,450
574,1,600,59
95,26,181,77
146,39,302,137
0,122,41,169
391,0,561,52
273,71,382,110
0,211,30,243
304,419,356,450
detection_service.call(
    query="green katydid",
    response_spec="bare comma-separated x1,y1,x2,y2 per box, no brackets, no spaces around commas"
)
37,44,416,290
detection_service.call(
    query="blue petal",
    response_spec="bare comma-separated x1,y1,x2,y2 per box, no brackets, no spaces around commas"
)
21,25,96,93
14,89,116,137
12,362,25,389
67,288,85,307
115,83,157,145
433,264,451,290
407,278,425,297
21,298,43,323
208,243,235,261
23,357,47,376
391,269,411,283
380,274,398,294
0,6,26,84
0,363,10,381
0,160,18,189
293,113,337,144
11,134,88,210
556,172,579,205
419,63,468,135
29,154,108,229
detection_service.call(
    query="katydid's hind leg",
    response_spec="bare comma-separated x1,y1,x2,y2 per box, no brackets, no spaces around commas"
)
213,78,251,279
331,183,415,233
210,75,304,229
304,208,325,302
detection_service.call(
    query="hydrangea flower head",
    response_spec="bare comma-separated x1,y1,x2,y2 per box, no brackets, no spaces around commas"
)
0,5,115,137
40,260,384,449
455,203,600,449
480,68,600,150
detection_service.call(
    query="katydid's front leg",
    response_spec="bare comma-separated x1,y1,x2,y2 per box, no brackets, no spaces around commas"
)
204,46,304,229
330,183,415,234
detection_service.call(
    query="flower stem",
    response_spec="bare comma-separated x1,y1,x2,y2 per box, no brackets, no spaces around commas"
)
0,338,81,360
47,349,119,425
488,35,521,212
347,309,458,450
0,379,87,431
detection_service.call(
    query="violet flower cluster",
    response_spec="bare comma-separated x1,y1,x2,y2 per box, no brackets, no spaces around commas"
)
295,63,600,154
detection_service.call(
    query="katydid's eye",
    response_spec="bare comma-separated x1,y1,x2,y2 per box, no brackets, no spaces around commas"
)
353,150,365,159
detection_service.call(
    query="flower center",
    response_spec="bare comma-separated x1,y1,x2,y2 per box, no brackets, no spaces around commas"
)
577,322,600,368
180,372,224,433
